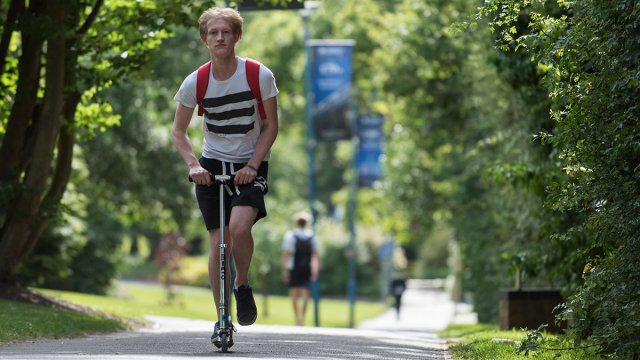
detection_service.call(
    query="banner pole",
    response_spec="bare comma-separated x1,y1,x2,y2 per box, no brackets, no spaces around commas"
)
302,7,320,328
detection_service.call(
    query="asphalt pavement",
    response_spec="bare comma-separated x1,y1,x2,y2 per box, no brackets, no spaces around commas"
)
0,282,475,360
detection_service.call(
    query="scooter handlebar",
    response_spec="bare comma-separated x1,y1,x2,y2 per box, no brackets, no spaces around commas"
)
188,173,235,184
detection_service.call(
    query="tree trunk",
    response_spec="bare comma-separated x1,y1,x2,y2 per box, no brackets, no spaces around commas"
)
0,0,45,183
22,0,86,250
0,1,67,283
0,0,24,76
27,93,80,252
26,92,80,252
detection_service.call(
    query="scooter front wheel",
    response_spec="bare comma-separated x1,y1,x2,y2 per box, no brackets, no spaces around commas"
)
220,334,229,352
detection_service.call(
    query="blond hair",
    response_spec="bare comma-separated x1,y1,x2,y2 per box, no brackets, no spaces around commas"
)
198,7,243,37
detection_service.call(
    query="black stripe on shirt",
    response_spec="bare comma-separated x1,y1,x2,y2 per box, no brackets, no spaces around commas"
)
205,105,255,121
202,90,255,108
206,121,255,135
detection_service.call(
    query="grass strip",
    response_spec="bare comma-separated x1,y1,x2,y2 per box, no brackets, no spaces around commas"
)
0,299,127,346
439,323,603,360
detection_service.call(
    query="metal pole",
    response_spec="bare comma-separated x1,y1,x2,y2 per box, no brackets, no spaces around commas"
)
302,6,320,328
347,111,358,328
218,177,228,328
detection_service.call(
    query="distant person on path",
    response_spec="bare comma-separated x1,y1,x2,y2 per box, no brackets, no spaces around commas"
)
281,211,320,326
390,245,408,320
390,277,407,320
171,6,279,348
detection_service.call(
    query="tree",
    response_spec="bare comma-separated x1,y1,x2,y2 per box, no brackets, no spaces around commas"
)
326,0,562,321
479,0,640,356
0,0,87,284
0,0,217,285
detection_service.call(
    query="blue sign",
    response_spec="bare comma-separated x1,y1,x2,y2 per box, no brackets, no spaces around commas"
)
356,114,384,187
309,40,355,142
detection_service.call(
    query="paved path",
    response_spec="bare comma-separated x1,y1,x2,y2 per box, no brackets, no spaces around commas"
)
358,285,476,332
0,285,474,360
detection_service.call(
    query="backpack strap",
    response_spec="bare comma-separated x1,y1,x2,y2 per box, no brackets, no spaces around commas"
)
293,232,313,243
196,61,211,116
245,58,266,120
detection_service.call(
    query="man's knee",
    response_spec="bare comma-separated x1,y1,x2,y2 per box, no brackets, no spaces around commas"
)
229,225,251,242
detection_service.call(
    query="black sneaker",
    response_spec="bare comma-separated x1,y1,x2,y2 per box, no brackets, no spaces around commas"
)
211,321,234,349
234,284,257,326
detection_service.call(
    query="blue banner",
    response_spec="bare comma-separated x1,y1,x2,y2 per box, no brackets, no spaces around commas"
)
356,114,384,187
309,40,355,142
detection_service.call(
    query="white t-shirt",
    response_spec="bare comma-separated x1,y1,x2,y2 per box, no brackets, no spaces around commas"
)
173,57,279,163
282,228,317,270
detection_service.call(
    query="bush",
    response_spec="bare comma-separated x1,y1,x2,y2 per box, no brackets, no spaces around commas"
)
176,256,210,288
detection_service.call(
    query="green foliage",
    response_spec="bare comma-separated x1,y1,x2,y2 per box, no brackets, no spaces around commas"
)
296,0,546,319
517,324,549,356
177,256,210,287
565,243,640,356
74,88,121,139
357,0,534,320
479,0,640,357
16,225,86,288
19,194,125,294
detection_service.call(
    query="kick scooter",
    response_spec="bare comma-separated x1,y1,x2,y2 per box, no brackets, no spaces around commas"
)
214,174,234,352
190,173,235,352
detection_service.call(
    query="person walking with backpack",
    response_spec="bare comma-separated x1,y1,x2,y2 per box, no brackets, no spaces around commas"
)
171,6,279,348
281,211,320,326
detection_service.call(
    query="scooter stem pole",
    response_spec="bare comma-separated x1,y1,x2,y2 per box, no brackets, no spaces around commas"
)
218,178,227,329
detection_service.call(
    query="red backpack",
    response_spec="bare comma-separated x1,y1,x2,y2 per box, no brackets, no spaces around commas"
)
196,58,266,120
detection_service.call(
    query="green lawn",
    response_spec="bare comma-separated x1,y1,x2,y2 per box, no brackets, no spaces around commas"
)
40,281,387,328
0,280,387,345
439,323,604,360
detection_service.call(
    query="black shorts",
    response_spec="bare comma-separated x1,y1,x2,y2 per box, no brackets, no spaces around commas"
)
195,157,269,230
288,268,311,288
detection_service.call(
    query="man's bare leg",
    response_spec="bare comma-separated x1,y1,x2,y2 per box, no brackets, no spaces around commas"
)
289,287,302,325
300,287,310,325
227,205,259,326
229,206,258,287
290,287,312,326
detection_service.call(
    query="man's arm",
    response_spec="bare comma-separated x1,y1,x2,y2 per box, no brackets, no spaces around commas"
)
235,96,278,185
281,250,290,284
310,251,320,281
171,103,211,186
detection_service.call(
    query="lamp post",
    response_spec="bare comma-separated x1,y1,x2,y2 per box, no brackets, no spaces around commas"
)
301,0,321,327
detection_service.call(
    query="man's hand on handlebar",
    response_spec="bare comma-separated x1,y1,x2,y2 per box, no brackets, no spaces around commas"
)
189,166,212,186
234,165,257,185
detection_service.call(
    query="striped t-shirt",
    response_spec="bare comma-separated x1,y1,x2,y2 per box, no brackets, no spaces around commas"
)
174,57,279,163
